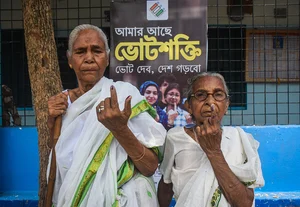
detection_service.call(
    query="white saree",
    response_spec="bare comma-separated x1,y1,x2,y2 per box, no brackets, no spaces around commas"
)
160,126,265,207
48,77,166,207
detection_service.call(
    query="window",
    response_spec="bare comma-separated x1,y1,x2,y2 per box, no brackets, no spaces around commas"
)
208,26,246,109
1,28,110,108
1,29,31,107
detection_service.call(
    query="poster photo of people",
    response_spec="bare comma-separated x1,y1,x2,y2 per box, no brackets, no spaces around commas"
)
109,0,207,189
110,0,207,131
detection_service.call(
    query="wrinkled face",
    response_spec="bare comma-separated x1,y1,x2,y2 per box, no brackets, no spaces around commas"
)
68,29,108,87
186,76,229,125
144,85,158,105
160,81,169,95
165,88,181,106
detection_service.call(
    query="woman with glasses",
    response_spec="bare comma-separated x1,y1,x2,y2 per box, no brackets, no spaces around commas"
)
139,81,169,129
163,83,193,128
158,72,264,207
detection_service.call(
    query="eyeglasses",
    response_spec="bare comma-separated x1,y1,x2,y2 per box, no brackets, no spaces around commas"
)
167,93,180,97
190,90,228,102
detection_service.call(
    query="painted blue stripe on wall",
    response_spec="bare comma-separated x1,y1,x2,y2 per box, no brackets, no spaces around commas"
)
0,125,299,206
0,127,39,192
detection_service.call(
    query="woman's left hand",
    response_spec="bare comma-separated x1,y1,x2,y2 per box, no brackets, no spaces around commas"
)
96,85,132,134
195,106,223,155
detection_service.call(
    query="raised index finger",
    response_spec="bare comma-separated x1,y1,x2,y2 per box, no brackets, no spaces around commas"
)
110,85,118,109
208,104,222,128
208,104,217,125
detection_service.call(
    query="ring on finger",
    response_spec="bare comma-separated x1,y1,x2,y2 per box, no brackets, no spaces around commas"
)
98,105,105,113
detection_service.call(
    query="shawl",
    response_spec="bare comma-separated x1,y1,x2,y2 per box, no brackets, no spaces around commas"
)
171,127,264,207
48,77,166,207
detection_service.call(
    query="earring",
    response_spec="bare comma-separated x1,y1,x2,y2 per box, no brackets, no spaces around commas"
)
69,64,72,69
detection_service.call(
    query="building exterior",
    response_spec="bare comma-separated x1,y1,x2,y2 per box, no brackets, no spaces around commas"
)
0,0,299,126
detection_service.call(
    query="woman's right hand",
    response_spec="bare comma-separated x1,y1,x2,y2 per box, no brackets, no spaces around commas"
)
194,104,222,155
48,91,69,118
167,111,178,126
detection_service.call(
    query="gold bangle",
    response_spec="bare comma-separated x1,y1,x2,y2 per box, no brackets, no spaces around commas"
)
130,145,146,162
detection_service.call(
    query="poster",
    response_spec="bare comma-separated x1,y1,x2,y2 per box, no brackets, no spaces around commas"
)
110,0,207,188
110,0,207,124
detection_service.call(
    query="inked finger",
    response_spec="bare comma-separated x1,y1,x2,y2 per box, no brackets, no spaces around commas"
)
208,104,216,124
110,85,118,109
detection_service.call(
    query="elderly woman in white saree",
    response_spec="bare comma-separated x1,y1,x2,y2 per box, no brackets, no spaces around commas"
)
158,72,264,207
47,24,166,207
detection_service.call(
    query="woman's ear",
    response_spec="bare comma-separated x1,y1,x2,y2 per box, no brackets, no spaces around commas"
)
184,99,193,114
225,99,230,114
67,51,73,69
106,53,110,67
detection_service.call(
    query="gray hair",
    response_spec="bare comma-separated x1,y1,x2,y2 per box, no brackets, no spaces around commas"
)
185,72,229,100
67,24,110,57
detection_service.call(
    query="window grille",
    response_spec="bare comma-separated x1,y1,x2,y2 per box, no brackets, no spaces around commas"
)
0,0,299,126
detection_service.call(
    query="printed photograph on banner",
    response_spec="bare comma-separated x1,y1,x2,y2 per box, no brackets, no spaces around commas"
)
147,0,168,21
110,0,207,130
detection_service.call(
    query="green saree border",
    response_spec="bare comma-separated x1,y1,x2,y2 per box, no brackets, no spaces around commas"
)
70,99,157,207
210,180,256,207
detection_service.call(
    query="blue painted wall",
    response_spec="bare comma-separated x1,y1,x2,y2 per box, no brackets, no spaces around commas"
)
0,128,39,192
0,125,300,205
243,125,300,192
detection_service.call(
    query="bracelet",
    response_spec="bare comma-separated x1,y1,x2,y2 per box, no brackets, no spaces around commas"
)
130,145,146,162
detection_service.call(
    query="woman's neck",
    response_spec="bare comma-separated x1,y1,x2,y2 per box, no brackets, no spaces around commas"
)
78,83,95,94
68,88,82,103
69,83,94,103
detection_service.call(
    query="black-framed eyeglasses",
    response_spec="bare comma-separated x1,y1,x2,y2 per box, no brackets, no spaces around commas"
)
190,90,228,102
